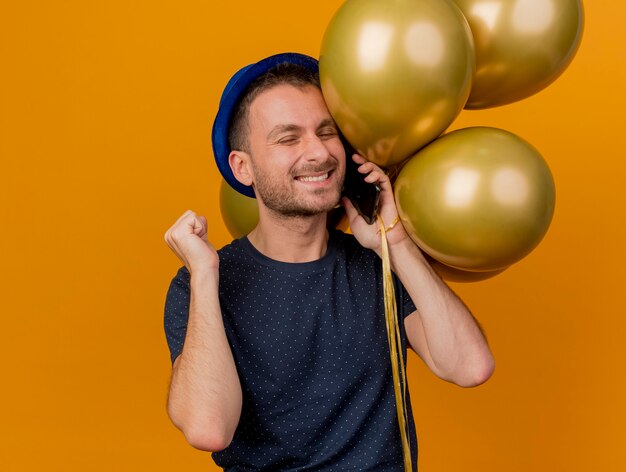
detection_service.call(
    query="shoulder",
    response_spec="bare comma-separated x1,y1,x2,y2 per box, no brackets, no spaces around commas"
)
216,237,248,265
169,265,189,288
166,238,245,288
331,229,360,251
331,229,379,267
332,229,372,256
165,266,190,308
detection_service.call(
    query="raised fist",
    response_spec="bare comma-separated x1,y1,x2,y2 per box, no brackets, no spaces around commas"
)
164,210,219,275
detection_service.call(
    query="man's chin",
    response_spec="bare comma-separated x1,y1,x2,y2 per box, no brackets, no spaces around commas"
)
310,192,342,215
271,200,339,219
258,185,342,219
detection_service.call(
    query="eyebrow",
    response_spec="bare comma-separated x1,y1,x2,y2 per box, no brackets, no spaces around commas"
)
317,118,338,132
267,124,302,141
266,119,338,141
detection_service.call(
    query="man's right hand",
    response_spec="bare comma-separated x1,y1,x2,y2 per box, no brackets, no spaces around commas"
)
164,210,219,275
165,210,241,451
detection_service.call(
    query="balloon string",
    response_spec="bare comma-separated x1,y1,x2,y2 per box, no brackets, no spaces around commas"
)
377,214,412,472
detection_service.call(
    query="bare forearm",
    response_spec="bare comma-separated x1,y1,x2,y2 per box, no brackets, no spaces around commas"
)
167,270,242,451
389,238,494,386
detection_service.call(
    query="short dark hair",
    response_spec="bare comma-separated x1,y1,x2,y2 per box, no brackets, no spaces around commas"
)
227,62,321,153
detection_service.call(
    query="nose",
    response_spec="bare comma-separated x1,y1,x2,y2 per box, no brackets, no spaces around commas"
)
302,134,332,162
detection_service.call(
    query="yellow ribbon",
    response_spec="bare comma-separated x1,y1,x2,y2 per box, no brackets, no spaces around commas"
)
377,213,412,472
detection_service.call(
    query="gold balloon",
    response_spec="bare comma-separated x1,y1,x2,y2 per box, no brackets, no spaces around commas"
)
394,127,555,272
425,254,508,283
320,0,475,167
219,180,259,239
453,0,584,109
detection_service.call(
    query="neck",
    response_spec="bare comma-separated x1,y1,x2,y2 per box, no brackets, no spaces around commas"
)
248,209,330,263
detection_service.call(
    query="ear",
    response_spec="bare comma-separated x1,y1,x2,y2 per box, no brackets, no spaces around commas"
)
228,150,254,187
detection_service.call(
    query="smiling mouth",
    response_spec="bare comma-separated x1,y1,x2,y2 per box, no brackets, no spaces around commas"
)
297,172,330,182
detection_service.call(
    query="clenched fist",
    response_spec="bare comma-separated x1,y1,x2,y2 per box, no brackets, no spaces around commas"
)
164,210,219,275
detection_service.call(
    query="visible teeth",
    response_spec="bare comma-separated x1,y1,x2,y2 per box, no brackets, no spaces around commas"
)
299,173,329,182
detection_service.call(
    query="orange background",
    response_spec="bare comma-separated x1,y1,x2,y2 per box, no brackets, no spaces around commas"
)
1,1,624,471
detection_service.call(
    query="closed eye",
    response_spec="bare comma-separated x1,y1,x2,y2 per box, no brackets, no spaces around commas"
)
277,135,300,145
317,127,339,140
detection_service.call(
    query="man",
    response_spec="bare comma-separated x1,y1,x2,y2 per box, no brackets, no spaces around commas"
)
163,52,494,471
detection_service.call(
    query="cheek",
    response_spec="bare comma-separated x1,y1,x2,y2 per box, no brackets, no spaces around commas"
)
330,142,347,176
327,140,346,161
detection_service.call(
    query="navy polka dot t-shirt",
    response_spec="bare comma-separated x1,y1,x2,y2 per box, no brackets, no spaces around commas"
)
164,229,419,471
